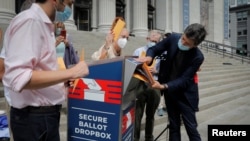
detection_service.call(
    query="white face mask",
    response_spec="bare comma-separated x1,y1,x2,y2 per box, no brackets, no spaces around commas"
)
117,38,127,49
55,28,62,36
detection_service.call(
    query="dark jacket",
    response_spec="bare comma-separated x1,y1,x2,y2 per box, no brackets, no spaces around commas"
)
146,33,204,111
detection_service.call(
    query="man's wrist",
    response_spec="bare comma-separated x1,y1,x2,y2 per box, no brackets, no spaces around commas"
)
162,84,168,90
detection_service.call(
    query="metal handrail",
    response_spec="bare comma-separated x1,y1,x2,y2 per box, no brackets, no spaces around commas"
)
200,40,250,64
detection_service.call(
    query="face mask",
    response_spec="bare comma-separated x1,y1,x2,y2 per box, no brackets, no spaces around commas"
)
55,5,72,22
55,28,62,36
147,41,156,48
117,38,127,49
178,39,190,51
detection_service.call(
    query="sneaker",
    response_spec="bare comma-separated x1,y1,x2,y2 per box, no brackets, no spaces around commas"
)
157,108,164,116
0,110,5,115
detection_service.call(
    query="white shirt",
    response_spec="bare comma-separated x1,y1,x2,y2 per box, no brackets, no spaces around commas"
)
91,44,120,60
133,45,160,80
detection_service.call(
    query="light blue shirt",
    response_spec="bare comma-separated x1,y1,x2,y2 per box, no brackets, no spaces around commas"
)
133,46,160,80
56,42,66,58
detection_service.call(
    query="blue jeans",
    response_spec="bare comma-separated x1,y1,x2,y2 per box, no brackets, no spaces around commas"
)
10,106,61,141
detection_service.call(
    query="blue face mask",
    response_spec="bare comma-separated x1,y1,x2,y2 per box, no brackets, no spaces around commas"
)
55,5,72,22
178,39,190,51
147,41,156,48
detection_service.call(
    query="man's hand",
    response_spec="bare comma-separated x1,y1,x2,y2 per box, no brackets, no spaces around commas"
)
135,56,152,64
148,66,157,74
69,61,89,79
151,81,165,90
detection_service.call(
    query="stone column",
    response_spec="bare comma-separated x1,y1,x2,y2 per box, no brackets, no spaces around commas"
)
124,0,131,32
189,0,200,24
172,0,182,32
98,0,116,33
166,0,173,33
132,0,148,37
155,0,172,33
91,0,98,32
0,0,16,31
0,0,16,49
64,4,77,30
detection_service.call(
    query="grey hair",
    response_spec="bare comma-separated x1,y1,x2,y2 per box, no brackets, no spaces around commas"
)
147,30,163,41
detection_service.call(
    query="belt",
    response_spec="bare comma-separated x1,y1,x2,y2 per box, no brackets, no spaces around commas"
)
11,105,62,113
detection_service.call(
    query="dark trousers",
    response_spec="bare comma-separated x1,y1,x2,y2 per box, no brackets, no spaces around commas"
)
10,105,61,141
165,94,201,141
134,81,160,141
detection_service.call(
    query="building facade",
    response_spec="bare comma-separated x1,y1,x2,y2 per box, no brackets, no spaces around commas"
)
229,0,250,55
0,0,229,43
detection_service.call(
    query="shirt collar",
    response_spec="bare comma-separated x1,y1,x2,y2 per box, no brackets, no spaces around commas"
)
30,3,53,24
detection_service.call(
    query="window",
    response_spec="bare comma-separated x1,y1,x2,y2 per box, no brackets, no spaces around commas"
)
237,29,248,35
243,0,248,4
237,12,248,21
237,0,242,5
237,0,248,5
237,12,242,21
237,41,244,48
242,12,247,20
243,29,247,35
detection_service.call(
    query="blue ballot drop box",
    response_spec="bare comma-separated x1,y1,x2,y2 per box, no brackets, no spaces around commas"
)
67,57,142,141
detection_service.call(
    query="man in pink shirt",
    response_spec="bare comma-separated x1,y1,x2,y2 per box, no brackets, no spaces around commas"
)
2,0,89,140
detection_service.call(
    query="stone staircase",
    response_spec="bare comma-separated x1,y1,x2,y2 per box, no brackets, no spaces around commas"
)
1,30,250,141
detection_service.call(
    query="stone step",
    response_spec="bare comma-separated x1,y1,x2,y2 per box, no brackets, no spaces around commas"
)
200,79,250,97
199,70,250,82
199,65,250,73
180,94,250,141
199,73,250,89
199,86,250,111
201,64,249,71
149,92,250,141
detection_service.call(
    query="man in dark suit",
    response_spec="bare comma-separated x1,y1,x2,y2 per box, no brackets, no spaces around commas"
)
138,23,207,141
